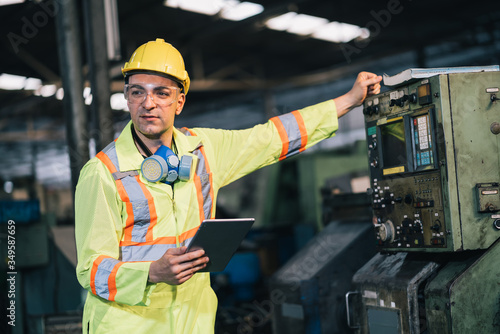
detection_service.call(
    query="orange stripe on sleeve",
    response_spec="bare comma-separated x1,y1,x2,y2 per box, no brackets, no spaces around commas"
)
291,110,308,152
90,255,106,296
107,262,124,302
271,116,290,161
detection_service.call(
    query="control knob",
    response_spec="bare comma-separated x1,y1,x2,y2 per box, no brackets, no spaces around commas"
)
376,220,395,243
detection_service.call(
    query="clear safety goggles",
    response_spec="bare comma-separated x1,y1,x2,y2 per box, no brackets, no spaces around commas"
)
124,83,181,106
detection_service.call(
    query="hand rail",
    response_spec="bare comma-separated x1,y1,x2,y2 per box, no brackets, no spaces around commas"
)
345,291,360,329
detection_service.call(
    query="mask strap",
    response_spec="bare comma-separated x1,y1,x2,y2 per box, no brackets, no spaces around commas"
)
172,137,178,155
131,124,153,158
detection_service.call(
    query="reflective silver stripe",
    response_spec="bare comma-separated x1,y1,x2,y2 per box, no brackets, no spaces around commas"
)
102,142,120,169
94,257,120,299
179,127,190,135
192,149,212,219
113,170,139,180
121,244,177,262
100,142,151,244
121,177,150,243
277,113,302,158
181,128,213,220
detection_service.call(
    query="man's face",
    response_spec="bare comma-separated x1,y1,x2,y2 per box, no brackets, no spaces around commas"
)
127,73,185,141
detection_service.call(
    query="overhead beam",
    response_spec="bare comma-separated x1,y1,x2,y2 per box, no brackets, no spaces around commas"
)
11,47,61,83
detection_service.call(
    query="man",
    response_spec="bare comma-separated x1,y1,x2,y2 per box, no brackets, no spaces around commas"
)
75,38,382,333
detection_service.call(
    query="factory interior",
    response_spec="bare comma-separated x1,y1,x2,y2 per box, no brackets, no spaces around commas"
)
1,0,500,333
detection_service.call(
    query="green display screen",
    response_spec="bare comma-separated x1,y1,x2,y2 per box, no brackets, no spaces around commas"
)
380,120,406,169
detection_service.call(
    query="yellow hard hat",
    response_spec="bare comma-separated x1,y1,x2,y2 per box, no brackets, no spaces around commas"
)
122,38,190,94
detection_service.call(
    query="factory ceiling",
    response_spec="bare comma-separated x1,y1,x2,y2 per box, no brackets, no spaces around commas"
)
2,0,500,99
0,0,499,188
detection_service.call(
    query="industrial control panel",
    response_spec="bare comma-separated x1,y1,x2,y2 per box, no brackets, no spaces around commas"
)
363,71,500,252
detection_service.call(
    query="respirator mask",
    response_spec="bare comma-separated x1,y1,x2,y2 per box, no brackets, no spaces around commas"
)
141,145,193,184
132,125,193,184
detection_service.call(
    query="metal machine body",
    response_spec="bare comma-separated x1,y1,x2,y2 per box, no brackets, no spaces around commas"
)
363,71,500,252
346,70,500,334
348,239,500,334
347,252,440,334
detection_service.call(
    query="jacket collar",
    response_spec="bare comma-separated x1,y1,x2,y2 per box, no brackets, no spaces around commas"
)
114,121,202,172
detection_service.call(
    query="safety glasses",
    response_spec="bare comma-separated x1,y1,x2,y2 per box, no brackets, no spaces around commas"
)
124,83,180,106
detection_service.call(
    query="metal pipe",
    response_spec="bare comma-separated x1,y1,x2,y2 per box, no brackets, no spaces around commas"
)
83,0,115,152
55,0,89,199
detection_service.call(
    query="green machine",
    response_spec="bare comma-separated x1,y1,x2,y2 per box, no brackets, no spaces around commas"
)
346,69,500,333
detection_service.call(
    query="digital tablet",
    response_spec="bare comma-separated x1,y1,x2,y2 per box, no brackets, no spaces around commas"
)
186,218,255,272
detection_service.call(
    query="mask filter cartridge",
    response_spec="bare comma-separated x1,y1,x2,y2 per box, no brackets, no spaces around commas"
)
141,145,192,184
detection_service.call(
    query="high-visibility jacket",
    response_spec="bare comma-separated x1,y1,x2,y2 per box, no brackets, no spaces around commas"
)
75,100,339,333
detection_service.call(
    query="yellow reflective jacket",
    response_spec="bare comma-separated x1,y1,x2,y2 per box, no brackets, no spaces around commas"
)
75,100,339,333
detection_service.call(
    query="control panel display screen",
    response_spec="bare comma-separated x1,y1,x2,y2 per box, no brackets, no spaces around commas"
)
412,114,434,168
380,120,407,169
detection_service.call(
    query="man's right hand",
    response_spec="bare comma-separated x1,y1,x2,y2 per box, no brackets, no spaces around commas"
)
148,247,209,284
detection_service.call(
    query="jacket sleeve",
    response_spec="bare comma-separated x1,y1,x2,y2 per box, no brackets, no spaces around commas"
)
75,159,155,306
195,99,339,187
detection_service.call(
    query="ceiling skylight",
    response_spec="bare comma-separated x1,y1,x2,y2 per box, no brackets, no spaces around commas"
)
313,21,370,43
264,12,296,31
110,93,128,111
0,0,24,6
165,0,222,16
266,12,369,43
220,1,263,21
165,2,368,43
164,0,263,21
0,73,42,90
266,13,328,36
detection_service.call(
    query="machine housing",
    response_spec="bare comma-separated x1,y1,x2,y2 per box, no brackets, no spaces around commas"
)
363,71,500,252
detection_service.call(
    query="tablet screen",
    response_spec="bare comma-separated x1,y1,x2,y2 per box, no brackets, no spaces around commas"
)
186,218,255,272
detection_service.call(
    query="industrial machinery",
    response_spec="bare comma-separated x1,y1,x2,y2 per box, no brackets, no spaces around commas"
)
270,219,376,334
364,70,500,252
347,70,500,333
